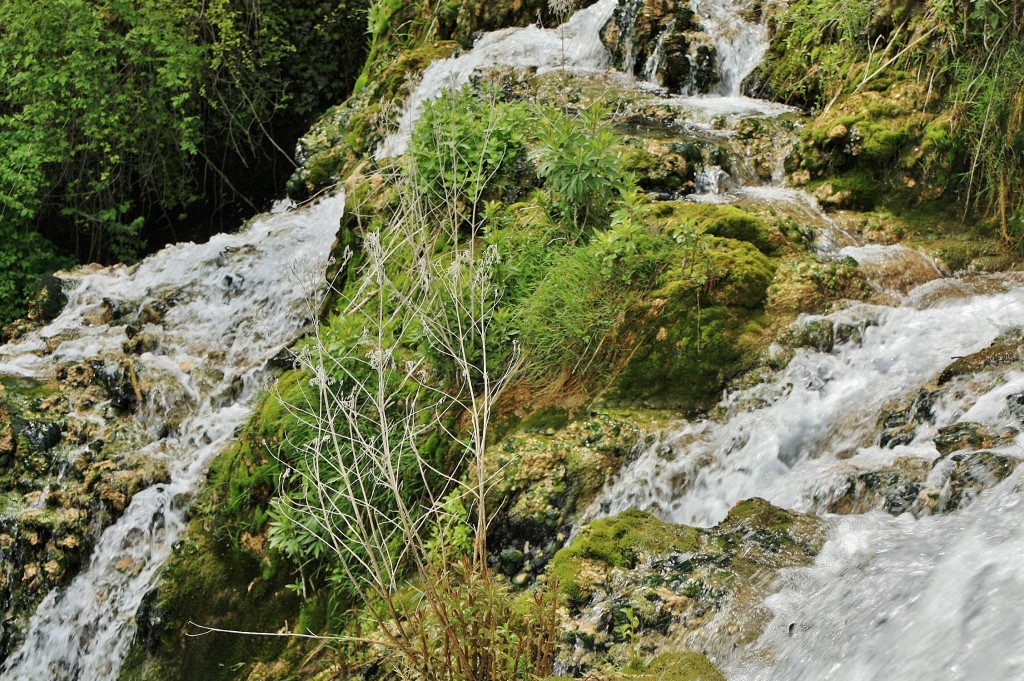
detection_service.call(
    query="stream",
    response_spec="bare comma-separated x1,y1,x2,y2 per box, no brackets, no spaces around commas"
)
0,195,343,679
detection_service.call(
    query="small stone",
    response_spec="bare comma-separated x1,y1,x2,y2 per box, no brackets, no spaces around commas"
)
791,169,811,186
22,563,39,584
513,572,531,586
114,556,135,573
828,124,849,141
57,535,80,550
934,422,1018,456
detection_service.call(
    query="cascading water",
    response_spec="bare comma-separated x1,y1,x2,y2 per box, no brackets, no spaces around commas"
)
691,0,768,96
0,193,343,680
383,1,1024,677
377,0,619,159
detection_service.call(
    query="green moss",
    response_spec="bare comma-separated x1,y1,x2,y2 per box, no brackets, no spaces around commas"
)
118,523,300,681
634,651,727,681
720,497,796,533
549,509,699,606
652,201,778,254
289,41,456,198
521,407,570,433
607,237,772,409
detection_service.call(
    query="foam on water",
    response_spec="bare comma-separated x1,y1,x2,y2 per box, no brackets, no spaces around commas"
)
0,193,343,680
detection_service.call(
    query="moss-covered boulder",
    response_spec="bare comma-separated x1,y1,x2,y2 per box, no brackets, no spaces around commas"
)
607,235,774,408
787,78,946,210
634,651,726,681
549,509,701,608
549,499,824,676
938,328,1024,385
118,522,300,681
487,411,673,585
766,256,871,315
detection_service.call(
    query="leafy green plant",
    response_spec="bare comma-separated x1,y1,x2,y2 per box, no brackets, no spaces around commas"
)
0,226,73,327
410,85,534,232
0,0,369,266
531,103,630,234
613,606,643,670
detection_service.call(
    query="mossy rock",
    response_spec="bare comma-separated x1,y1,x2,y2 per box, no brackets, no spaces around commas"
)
766,256,871,315
551,499,823,673
118,517,300,681
627,651,726,681
607,238,773,409
486,412,669,584
651,201,781,254
803,80,934,167
938,328,1024,385
933,422,1018,456
288,42,456,199
618,142,695,193
549,509,699,607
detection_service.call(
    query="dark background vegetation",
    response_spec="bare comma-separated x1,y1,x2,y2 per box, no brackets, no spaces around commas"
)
0,0,369,326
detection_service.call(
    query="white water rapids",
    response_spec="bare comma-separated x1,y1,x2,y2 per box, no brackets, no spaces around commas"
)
0,194,343,679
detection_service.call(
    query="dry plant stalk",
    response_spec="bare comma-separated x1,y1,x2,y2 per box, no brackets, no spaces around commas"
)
258,90,557,680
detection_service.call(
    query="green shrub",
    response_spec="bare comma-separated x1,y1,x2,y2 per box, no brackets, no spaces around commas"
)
410,85,533,229
0,226,73,327
531,103,630,234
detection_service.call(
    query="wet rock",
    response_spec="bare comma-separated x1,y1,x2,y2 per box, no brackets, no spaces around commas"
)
486,411,666,585
933,422,1018,456
877,388,937,448
1005,391,1024,423
137,300,168,326
55,362,95,388
90,360,142,413
938,328,1024,385
600,0,717,94
0,403,14,458
935,451,1020,512
813,182,856,209
823,457,930,515
123,324,159,355
21,421,62,453
549,499,823,675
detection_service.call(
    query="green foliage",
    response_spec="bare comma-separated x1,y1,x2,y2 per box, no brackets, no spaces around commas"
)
0,0,369,268
0,0,205,260
948,37,1024,241
531,103,630,234
515,233,669,379
629,651,727,681
411,85,534,228
758,0,875,106
0,226,73,326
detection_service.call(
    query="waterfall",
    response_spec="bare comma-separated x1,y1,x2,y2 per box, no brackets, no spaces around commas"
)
377,0,619,159
587,273,1023,526
0,193,343,680
691,0,768,96
734,474,1024,679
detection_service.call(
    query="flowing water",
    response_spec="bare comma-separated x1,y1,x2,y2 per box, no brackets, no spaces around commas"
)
0,194,343,679
377,0,619,159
